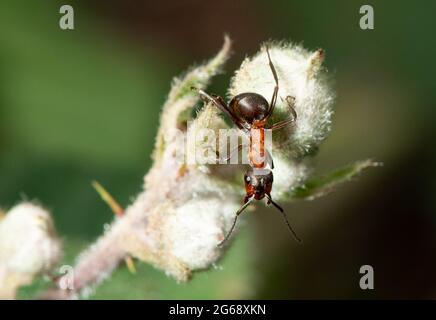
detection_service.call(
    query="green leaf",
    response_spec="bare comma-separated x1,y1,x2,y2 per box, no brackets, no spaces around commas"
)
288,159,382,200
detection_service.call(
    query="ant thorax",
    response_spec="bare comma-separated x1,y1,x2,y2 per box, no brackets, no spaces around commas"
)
249,128,265,168
248,127,273,170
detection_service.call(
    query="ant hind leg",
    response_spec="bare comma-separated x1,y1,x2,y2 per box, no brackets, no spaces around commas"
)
269,96,297,131
217,144,247,164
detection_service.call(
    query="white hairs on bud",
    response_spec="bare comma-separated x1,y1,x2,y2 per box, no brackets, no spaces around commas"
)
0,203,61,299
271,156,311,201
166,197,239,270
229,42,335,158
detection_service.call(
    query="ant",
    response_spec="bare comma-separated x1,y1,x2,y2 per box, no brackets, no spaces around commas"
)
192,46,301,247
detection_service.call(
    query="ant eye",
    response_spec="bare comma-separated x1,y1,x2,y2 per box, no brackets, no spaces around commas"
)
245,176,251,183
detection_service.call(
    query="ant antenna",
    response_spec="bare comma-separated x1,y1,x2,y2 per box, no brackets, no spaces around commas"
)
265,46,278,82
264,45,279,112
218,197,254,247
266,194,302,243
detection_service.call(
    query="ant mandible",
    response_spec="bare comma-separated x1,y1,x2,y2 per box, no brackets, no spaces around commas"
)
192,46,301,247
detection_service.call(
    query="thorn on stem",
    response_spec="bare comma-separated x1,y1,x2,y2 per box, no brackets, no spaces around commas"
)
92,180,124,217
91,180,137,274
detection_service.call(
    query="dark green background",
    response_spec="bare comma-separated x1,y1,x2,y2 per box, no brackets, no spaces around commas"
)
1,0,435,299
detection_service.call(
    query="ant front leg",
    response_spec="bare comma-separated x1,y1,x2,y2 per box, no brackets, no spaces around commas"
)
269,96,297,131
191,87,248,131
217,196,254,247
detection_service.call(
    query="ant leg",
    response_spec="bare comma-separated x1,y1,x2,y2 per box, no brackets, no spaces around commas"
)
217,144,247,164
270,118,295,131
265,46,279,119
285,95,296,116
266,194,302,243
191,87,248,131
218,196,254,247
269,96,297,131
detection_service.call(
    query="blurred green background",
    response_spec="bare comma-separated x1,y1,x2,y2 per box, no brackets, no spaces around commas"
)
1,0,436,299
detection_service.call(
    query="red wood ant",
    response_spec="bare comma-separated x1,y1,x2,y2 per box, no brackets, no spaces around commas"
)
192,47,301,246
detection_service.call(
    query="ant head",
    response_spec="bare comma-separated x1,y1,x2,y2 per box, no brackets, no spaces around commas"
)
229,92,270,125
244,168,273,200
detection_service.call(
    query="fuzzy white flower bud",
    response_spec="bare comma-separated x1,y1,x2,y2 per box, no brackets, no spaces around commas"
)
229,43,334,159
0,203,62,299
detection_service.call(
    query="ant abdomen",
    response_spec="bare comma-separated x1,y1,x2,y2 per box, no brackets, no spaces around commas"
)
229,92,270,124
